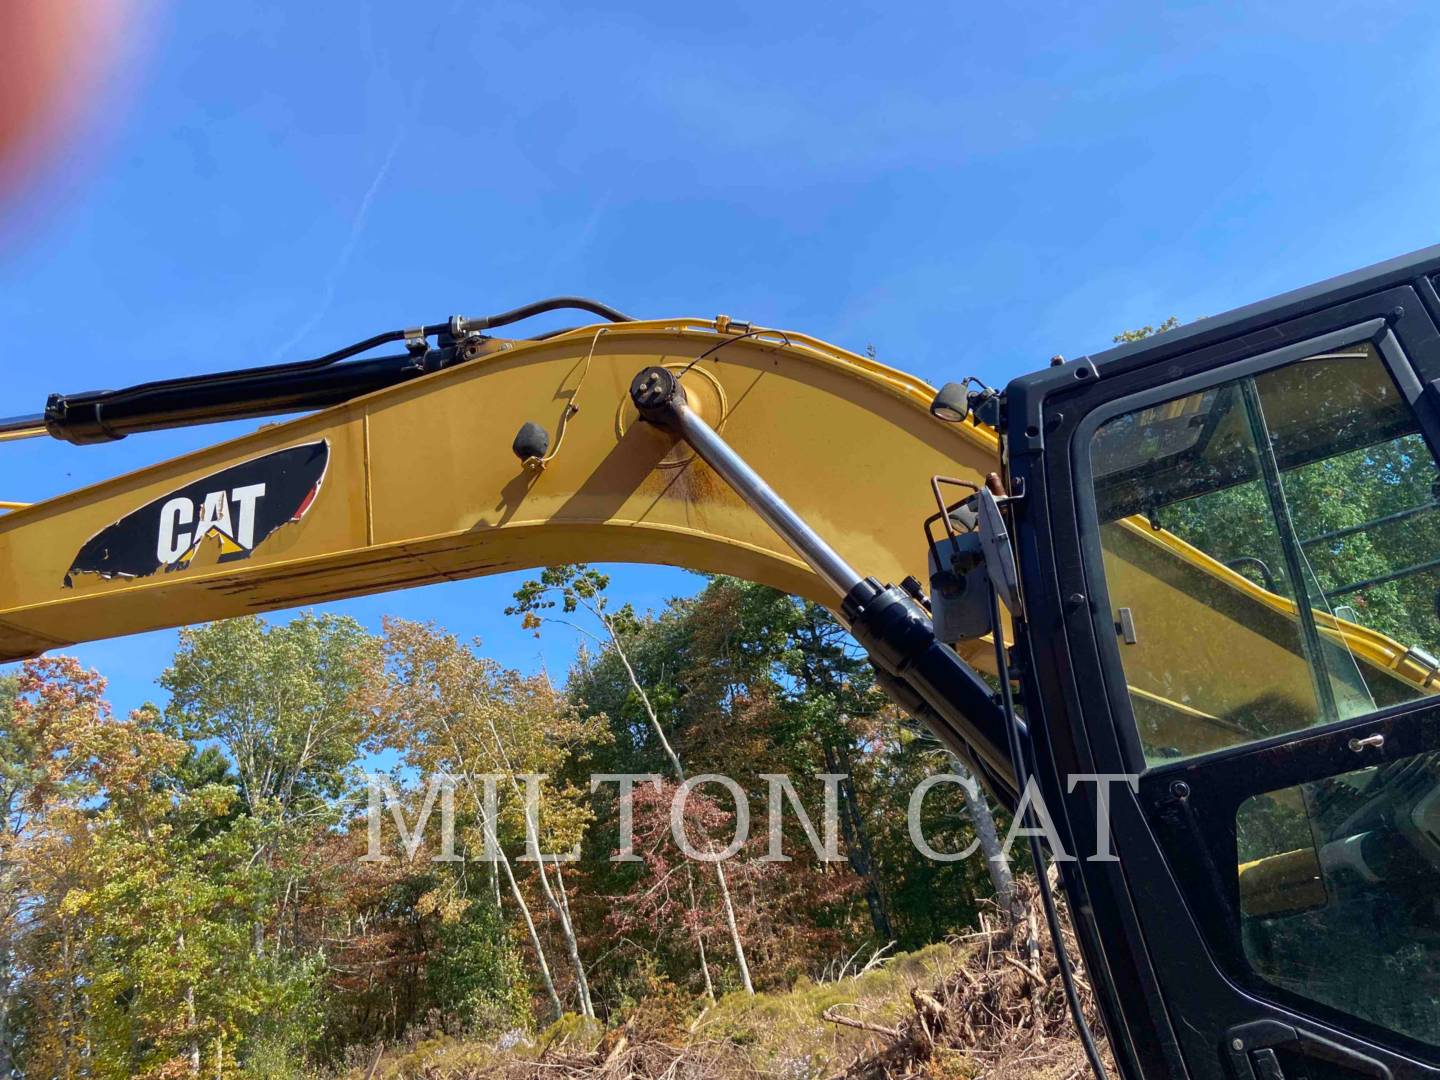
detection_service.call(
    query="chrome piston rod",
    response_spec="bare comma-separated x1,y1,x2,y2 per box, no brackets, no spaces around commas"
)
628,366,863,602
626,364,1020,803
0,414,45,441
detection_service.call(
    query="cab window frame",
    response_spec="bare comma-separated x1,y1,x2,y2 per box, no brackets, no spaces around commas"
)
1071,316,1436,776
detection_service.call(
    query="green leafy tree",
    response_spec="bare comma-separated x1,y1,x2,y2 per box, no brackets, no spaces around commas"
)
161,614,382,823
66,792,323,1079
1114,315,1180,343
426,890,530,1033
161,613,384,970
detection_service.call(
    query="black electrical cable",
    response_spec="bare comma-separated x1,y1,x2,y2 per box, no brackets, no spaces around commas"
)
676,327,793,378
987,576,1111,1080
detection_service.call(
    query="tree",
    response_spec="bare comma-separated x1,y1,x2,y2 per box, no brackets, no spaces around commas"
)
375,617,609,1021
161,613,384,967
602,779,817,996
948,756,1021,921
511,566,757,995
693,579,898,940
64,791,322,1079
666,578,1016,940
0,658,185,1077
161,614,382,824
426,883,530,1033
1113,315,1180,344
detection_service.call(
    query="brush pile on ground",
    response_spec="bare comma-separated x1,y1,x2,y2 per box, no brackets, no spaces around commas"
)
834,874,1112,1080
357,875,1109,1080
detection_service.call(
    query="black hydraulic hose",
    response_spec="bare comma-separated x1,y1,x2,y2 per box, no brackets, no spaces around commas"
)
989,583,1111,1080
455,296,635,332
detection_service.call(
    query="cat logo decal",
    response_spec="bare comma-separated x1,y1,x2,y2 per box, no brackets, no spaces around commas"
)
64,440,329,586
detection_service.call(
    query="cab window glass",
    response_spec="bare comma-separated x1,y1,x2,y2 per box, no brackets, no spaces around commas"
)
1237,751,1440,1045
1090,344,1440,764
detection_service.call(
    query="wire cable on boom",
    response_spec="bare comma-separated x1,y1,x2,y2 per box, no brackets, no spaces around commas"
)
518,326,610,471
676,326,793,378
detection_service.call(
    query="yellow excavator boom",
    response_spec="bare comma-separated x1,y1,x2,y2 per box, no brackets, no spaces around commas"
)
6,304,1435,973
0,320,1000,664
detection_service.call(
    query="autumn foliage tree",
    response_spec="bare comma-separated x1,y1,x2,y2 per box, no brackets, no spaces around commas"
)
373,617,609,1021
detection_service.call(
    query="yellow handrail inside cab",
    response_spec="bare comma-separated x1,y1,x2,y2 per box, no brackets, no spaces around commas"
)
0,501,30,511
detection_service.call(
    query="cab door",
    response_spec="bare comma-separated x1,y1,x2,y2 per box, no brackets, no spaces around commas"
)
1008,249,1440,1079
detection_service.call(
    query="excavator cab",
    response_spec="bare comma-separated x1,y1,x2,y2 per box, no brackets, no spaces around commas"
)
1009,249,1440,1078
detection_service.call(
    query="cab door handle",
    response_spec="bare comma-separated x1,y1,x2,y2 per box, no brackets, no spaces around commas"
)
1348,733,1385,752
1226,1020,1390,1079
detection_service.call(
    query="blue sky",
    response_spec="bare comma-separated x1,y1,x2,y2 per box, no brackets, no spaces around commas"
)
4,0,1440,716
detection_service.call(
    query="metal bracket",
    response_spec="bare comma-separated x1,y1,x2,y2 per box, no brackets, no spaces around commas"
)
928,533,990,642
923,478,987,644
977,486,1022,616
1115,607,1137,645
921,476,1023,637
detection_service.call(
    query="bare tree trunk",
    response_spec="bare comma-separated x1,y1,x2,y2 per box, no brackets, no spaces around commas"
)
181,933,200,1077
549,861,596,1018
948,755,1023,923
431,716,566,1021
525,827,594,1019
604,619,755,994
477,728,595,1019
711,859,754,994
483,795,565,1021
683,865,715,1002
